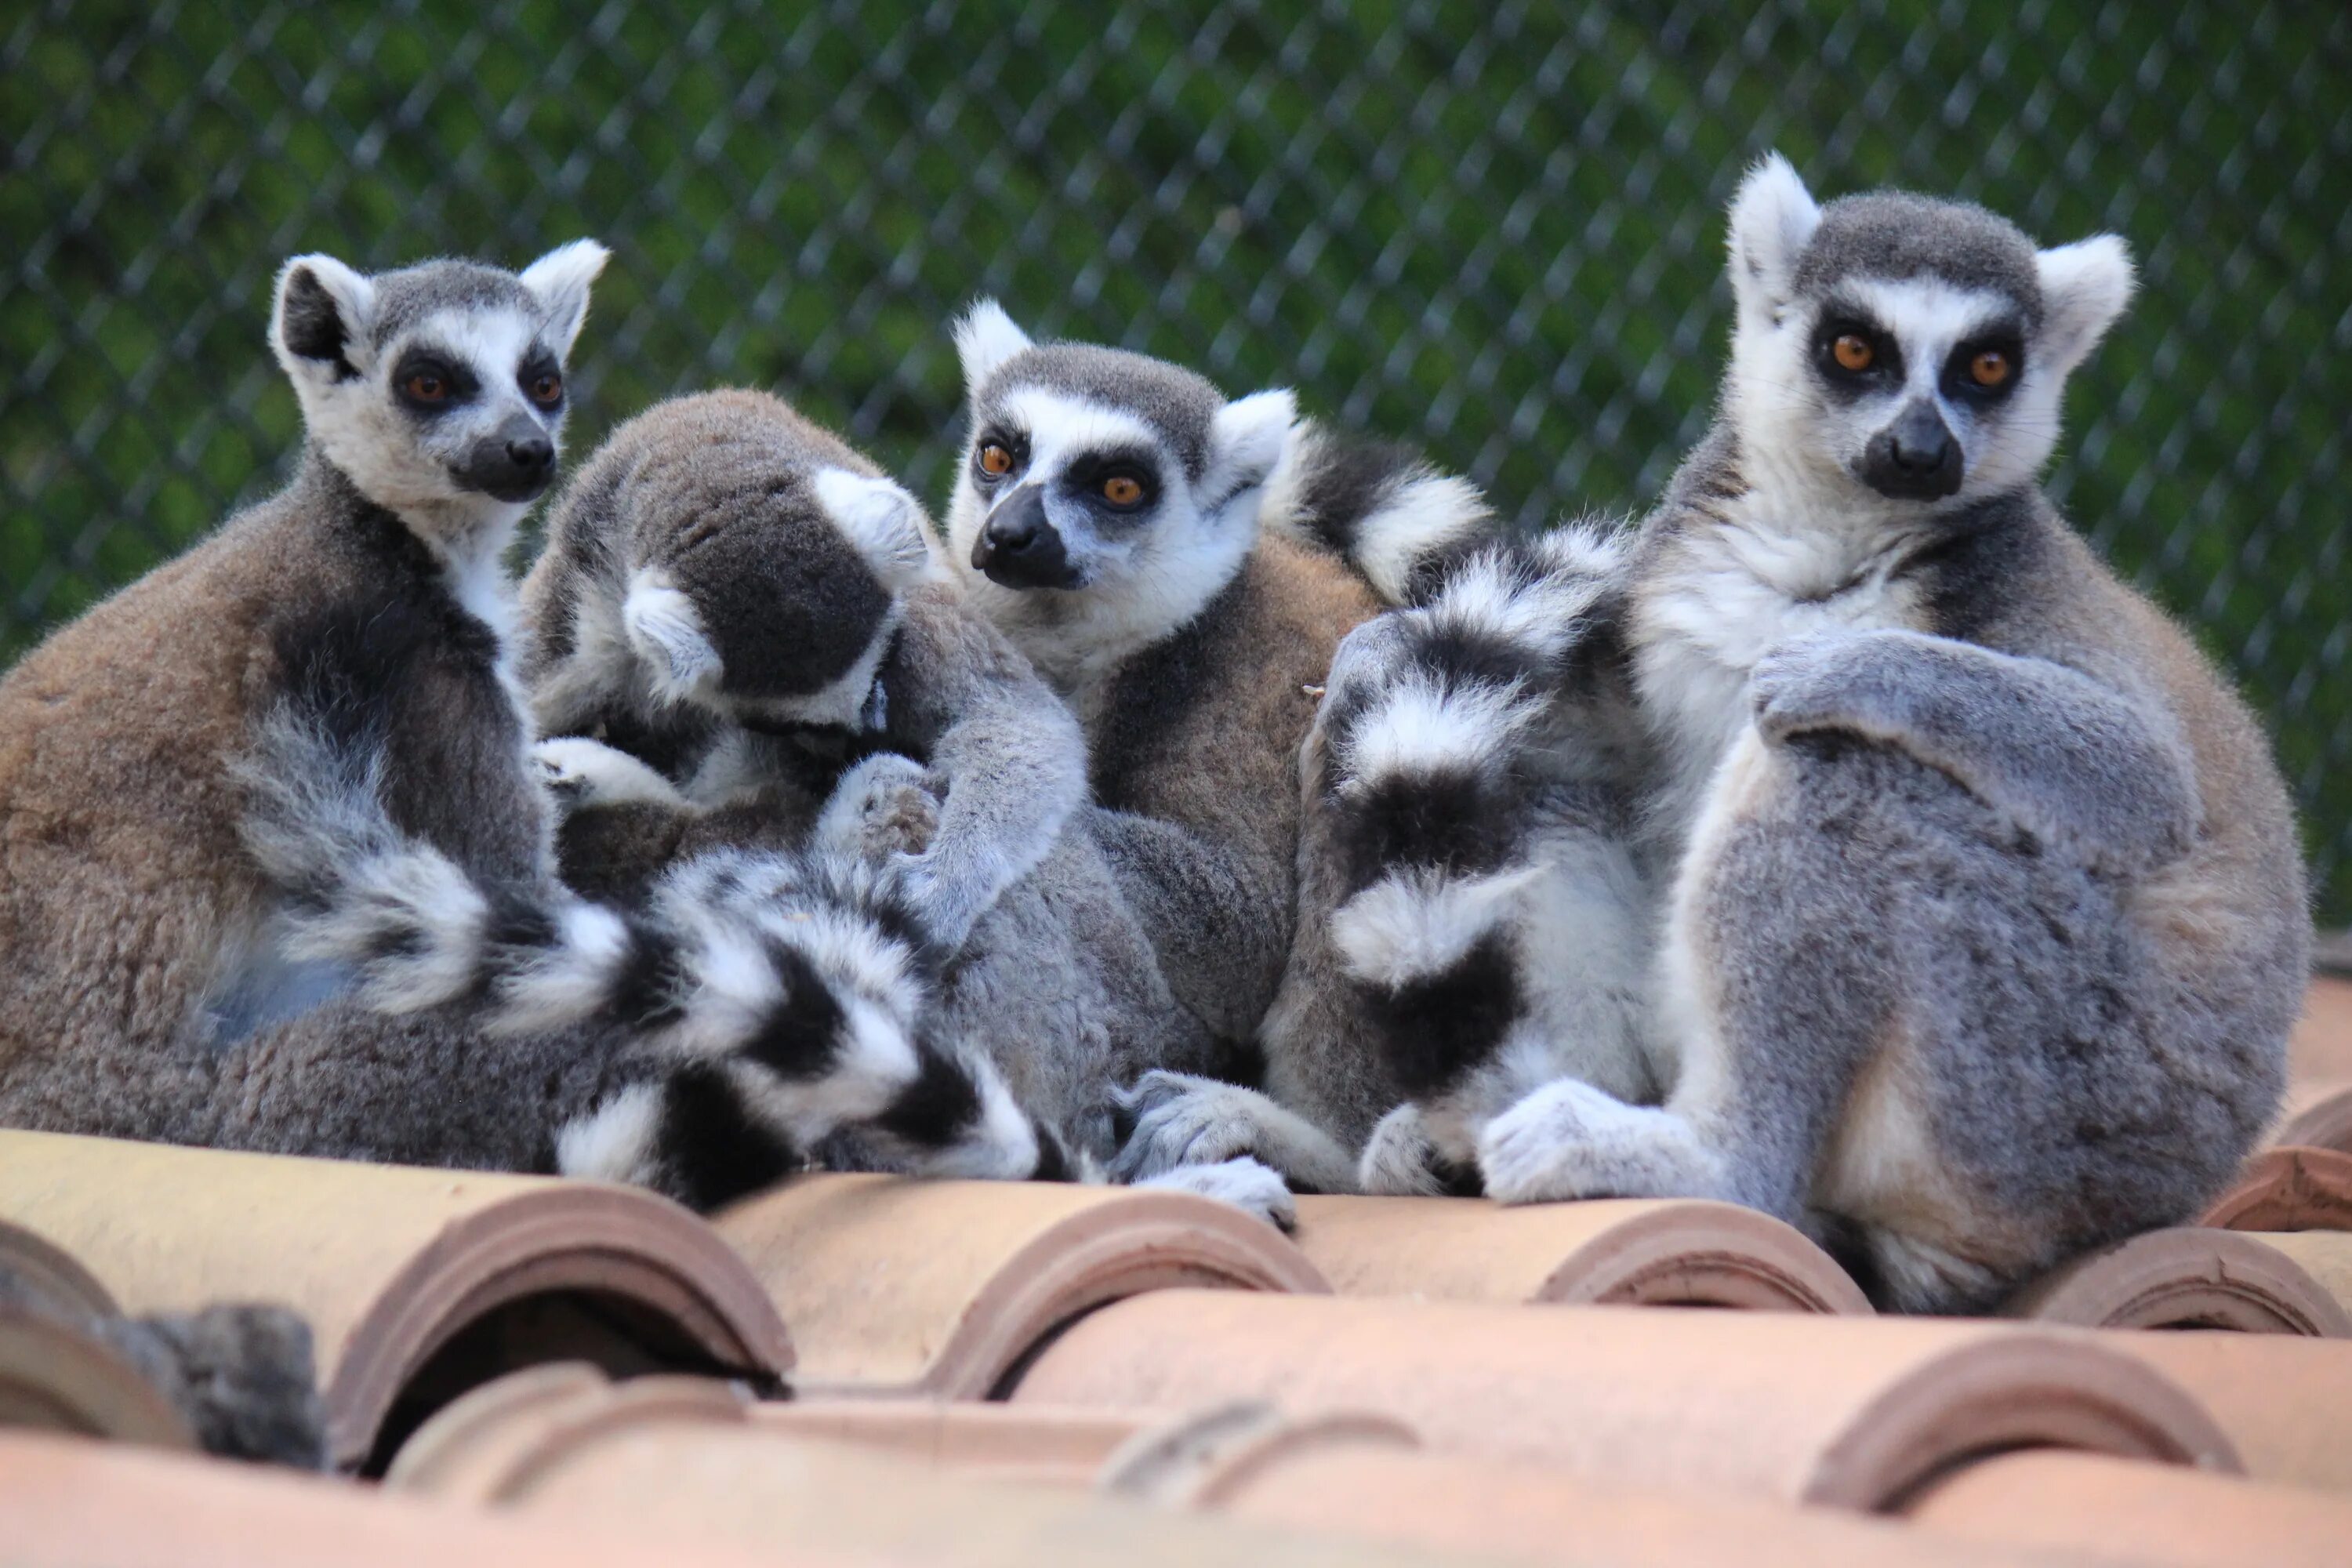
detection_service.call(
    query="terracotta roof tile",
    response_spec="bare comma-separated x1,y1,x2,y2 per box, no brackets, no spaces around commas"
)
383,1361,1497,1566
2201,1145,2352,1230
712,1174,1326,1398
1999,1225,2352,1332
1901,1447,2352,1568
2092,1329,2352,1494
0,1130,790,1468
1290,1194,1872,1312
1174,1435,2081,1567
0,1308,198,1450
1003,1290,2238,1509
0,1430,841,1568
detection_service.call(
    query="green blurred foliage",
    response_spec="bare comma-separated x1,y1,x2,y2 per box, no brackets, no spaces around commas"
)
2,0,2347,914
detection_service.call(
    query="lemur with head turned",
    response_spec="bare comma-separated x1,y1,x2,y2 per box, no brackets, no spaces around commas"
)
514,388,1291,1219
0,248,1055,1208
935,306,1497,1189
1236,155,2307,1310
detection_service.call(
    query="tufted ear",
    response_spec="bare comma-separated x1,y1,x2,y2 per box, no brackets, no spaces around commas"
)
1726,152,1822,325
2035,234,2135,379
621,571,723,706
812,467,938,591
1202,387,1298,506
520,239,612,356
953,298,1034,399
271,255,378,383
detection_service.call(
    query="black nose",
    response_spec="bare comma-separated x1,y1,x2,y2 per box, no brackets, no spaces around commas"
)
1860,402,1962,500
453,416,559,503
971,486,1080,590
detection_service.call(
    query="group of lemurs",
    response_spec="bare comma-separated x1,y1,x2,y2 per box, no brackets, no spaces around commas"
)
0,155,2309,1312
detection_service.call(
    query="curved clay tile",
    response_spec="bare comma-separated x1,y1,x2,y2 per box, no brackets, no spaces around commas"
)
0,1308,196,1450
386,1363,1485,1567
0,1217,122,1319
2271,1088,2352,1156
0,1131,792,1469
1290,1195,1871,1312
1902,1447,2352,1568
712,1174,1327,1398
2201,1145,2352,1230
0,1429,818,1568
2096,1329,2352,1494
1184,1436,2078,1568
753,1399,1171,1484
2000,1226,2352,1334
1004,1290,2240,1510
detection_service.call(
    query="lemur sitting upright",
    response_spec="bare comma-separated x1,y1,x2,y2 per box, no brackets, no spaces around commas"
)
1308,156,2310,1310
935,307,1494,1183
511,389,1286,1216
0,248,1052,1208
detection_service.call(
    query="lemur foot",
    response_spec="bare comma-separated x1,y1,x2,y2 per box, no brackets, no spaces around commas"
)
1132,1156,1298,1231
532,736,688,811
1108,1072,1358,1194
1356,1103,1453,1196
1475,1076,1731,1205
815,751,941,861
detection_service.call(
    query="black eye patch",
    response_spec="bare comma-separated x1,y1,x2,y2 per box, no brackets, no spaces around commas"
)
390,347,481,415
1064,447,1161,513
1812,310,1903,394
1943,328,2027,401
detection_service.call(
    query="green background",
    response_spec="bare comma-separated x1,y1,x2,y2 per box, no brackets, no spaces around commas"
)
4,1,2347,916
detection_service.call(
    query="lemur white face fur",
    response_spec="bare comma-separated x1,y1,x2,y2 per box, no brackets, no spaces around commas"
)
1724,154,2133,514
269,241,609,557
942,302,1294,684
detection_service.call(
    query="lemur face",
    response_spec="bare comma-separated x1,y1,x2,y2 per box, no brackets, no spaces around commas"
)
270,241,608,533
943,302,1294,607
1722,155,2135,510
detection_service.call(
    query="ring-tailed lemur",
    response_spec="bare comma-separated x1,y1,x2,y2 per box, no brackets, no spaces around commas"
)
514,389,1290,1221
0,248,1050,1209
1311,156,2310,1310
935,307,1495,1187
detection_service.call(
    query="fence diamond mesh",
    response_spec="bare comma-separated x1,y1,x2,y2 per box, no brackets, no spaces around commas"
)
4,0,2348,919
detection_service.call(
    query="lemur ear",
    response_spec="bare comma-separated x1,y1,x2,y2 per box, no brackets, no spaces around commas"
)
1203,388,1298,505
271,255,377,380
621,571,723,706
1726,152,1822,324
520,239,612,356
2034,234,2134,378
812,468,939,591
953,299,1033,398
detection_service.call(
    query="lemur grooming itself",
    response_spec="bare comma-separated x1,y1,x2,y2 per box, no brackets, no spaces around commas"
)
1315,156,2310,1310
0,249,1051,1207
515,390,1289,1219
936,306,1494,1186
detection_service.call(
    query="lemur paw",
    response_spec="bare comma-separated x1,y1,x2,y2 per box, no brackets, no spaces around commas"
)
532,737,688,811
815,752,941,862
1108,1072,1281,1181
1132,1156,1298,1231
1749,629,1922,743
1356,1103,1453,1196
1475,1076,1730,1205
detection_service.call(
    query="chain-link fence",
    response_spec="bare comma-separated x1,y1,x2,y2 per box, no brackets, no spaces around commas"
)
5,0,2348,918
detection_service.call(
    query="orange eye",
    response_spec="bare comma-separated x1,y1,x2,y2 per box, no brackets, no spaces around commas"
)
977,442,1014,476
1831,334,1875,372
528,372,563,405
1100,474,1144,506
1969,350,2011,388
404,372,448,402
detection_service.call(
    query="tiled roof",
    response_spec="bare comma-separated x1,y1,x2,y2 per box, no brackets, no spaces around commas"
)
3,976,2350,1566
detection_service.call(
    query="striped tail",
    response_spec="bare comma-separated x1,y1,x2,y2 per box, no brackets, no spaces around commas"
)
1262,417,1496,605
234,704,1072,1204
1312,524,1631,1105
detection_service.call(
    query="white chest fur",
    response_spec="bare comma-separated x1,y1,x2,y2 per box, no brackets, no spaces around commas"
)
1632,492,1934,843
